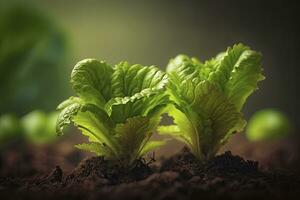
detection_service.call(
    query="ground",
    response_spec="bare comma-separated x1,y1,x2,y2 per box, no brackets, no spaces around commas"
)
1,146,299,200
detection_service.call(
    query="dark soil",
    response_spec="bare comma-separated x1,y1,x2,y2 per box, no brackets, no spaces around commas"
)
223,134,300,174
64,156,153,185
1,148,300,200
0,135,86,177
160,147,259,178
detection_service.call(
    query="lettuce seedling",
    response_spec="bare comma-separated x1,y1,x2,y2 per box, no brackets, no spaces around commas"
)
57,59,168,167
158,44,264,160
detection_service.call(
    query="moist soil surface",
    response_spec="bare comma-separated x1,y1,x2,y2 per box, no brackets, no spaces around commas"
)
0,148,300,200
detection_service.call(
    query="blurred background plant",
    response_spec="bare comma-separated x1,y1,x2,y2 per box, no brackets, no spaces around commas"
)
0,114,21,144
0,0,70,115
0,111,59,145
0,0,74,176
246,109,292,141
0,0,71,145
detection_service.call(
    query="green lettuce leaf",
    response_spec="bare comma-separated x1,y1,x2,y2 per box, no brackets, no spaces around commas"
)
114,116,162,165
107,62,168,123
75,142,115,157
71,59,113,108
208,43,265,110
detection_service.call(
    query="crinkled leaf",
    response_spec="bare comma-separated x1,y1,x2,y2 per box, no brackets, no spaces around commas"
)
224,50,264,110
107,93,169,123
191,82,246,158
208,43,265,110
162,82,246,159
72,104,116,148
112,62,167,97
208,44,250,89
56,102,118,155
114,116,157,164
71,59,113,108
107,62,168,123
166,55,210,107
57,96,82,110
56,102,81,136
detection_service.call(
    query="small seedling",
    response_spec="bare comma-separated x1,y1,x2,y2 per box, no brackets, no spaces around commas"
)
57,59,168,168
158,43,265,160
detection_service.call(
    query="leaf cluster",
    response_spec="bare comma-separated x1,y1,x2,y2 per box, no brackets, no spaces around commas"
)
57,59,168,167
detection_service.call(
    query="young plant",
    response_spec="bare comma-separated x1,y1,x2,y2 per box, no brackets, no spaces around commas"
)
56,59,168,167
158,43,264,160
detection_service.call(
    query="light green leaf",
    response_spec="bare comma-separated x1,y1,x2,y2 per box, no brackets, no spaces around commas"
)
157,125,192,146
191,82,246,157
224,50,265,111
166,55,211,107
164,82,246,159
112,62,167,97
56,102,82,136
139,140,166,156
57,96,82,110
72,104,116,149
163,104,203,158
107,62,168,123
75,143,115,157
56,102,118,155
71,59,113,108
114,116,153,163
208,43,250,89
208,43,265,110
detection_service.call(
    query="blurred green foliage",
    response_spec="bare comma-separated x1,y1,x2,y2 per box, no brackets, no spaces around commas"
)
0,111,59,145
246,109,292,141
21,110,58,144
0,114,22,144
0,1,70,115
